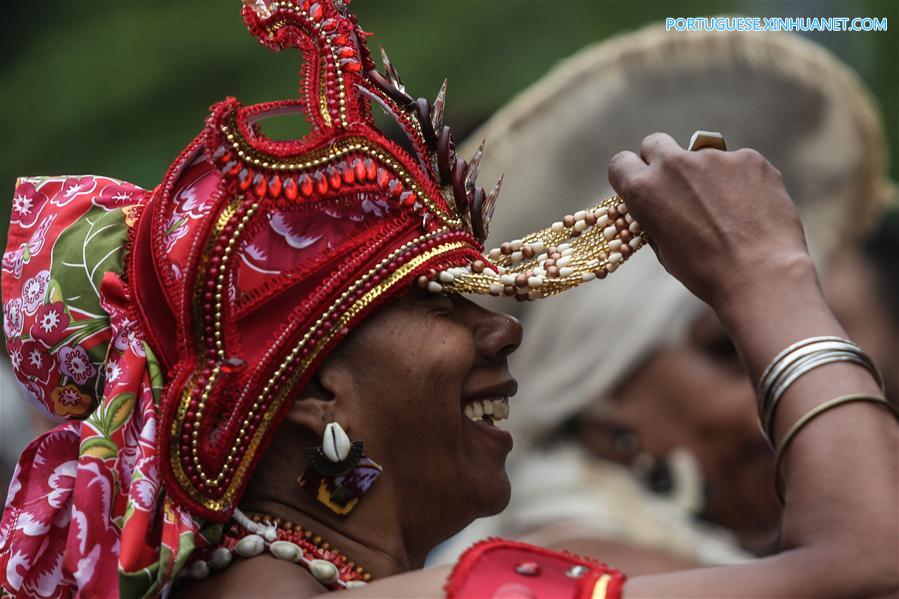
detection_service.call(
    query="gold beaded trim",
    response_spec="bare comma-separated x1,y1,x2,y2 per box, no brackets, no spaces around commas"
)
170,198,262,498
220,120,461,227
171,223,471,510
265,1,349,128
434,196,646,300
319,75,333,129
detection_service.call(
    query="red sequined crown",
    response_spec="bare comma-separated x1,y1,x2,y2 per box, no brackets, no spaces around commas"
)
130,0,642,521
132,0,498,521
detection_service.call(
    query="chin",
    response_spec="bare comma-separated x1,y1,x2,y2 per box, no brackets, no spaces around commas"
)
474,469,512,517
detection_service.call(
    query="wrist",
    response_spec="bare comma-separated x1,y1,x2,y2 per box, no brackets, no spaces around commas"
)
714,252,820,327
712,253,845,382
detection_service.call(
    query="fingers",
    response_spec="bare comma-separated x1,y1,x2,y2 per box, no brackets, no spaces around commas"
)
609,133,688,202
639,132,682,164
608,150,648,199
608,150,659,262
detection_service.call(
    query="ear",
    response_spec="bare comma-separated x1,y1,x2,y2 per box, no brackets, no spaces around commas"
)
283,356,356,438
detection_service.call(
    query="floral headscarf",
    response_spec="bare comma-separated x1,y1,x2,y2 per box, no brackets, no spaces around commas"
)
1,176,215,597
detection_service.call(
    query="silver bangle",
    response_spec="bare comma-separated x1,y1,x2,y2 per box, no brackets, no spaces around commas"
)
762,350,880,446
757,336,848,407
757,337,884,445
762,341,866,407
758,338,865,414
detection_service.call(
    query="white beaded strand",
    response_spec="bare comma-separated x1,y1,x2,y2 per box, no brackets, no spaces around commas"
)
424,197,646,300
183,509,364,589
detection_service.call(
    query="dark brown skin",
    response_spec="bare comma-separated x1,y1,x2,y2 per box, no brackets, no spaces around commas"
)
611,136,897,597
537,534,701,577
340,136,897,598
182,134,898,598
179,290,522,597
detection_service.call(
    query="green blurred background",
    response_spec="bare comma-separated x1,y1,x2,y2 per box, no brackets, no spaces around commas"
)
1,0,896,254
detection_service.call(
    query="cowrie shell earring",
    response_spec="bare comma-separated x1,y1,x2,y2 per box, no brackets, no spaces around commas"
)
322,422,352,462
298,422,382,516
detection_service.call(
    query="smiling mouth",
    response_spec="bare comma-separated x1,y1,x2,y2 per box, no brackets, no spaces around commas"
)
463,397,510,426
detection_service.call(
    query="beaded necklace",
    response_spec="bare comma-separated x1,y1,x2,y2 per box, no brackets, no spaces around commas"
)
184,508,371,590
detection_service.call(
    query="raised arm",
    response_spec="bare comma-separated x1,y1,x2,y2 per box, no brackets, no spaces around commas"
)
608,133,898,598
311,134,897,599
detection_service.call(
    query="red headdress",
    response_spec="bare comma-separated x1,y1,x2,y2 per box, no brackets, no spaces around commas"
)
140,0,492,523
1,1,641,596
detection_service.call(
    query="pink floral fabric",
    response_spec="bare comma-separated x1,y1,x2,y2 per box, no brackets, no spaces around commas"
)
1,177,208,598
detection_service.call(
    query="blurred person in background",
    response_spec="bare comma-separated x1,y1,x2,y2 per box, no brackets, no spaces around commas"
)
826,210,899,402
433,23,894,574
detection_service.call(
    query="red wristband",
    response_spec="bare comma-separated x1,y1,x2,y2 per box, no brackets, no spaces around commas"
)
445,538,626,599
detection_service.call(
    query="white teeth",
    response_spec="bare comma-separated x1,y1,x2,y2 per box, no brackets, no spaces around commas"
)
492,398,504,418
464,397,510,423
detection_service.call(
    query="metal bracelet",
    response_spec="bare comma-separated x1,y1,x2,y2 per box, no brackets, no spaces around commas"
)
773,394,899,503
762,349,880,446
758,338,863,415
757,337,847,403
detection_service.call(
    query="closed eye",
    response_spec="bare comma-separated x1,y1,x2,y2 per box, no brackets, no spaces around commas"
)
428,294,455,313
414,290,454,314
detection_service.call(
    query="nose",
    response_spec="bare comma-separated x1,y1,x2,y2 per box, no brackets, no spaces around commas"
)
477,309,523,359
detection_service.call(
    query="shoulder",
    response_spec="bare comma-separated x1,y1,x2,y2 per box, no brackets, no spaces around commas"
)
173,554,325,599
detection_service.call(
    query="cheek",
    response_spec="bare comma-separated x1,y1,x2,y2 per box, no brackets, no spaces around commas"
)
355,319,477,491
352,316,476,437
398,321,476,437
422,320,477,386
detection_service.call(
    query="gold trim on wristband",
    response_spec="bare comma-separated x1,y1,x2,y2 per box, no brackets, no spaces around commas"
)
591,574,612,599
774,394,899,504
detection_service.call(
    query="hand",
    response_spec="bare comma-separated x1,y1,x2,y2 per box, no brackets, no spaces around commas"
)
608,133,814,312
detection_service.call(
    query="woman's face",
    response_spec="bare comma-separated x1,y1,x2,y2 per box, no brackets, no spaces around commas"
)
825,251,899,400
331,289,522,544
600,310,781,542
